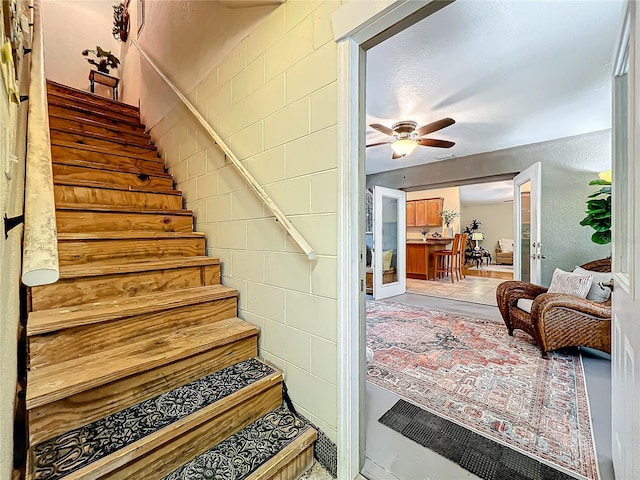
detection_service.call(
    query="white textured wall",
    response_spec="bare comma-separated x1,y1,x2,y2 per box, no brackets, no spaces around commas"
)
142,0,341,442
406,186,461,239
460,202,514,257
42,0,121,95
119,0,279,127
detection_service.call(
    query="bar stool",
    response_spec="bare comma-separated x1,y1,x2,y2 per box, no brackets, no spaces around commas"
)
435,233,461,283
457,233,468,279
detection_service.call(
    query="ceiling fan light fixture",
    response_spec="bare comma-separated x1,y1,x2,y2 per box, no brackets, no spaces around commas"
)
391,138,418,157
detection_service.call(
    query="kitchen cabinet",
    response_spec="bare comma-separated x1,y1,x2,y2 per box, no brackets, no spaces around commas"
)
406,198,444,227
406,238,452,280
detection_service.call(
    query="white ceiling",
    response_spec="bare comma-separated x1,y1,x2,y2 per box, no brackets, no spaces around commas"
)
459,180,513,205
365,0,625,176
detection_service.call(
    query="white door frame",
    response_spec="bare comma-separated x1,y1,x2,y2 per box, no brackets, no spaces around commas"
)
373,186,407,299
334,1,448,478
513,162,542,285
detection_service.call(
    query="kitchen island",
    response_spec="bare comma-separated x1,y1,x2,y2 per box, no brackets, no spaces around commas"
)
406,238,453,280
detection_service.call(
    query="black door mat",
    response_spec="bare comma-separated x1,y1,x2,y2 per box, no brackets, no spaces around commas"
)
379,400,578,480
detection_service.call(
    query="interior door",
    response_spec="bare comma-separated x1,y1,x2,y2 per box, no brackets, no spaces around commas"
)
513,162,542,284
611,4,640,478
373,186,406,299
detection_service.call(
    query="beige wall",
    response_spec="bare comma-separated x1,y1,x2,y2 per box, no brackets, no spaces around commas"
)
1,2,29,477
42,0,121,96
119,0,280,126
406,186,460,240
460,202,514,257
131,0,341,442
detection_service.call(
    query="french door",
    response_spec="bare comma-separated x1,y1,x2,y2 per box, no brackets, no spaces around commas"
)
372,186,406,299
513,162,542,284
611,3,640,478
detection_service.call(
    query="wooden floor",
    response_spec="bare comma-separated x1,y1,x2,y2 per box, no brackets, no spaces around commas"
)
464,268,513,280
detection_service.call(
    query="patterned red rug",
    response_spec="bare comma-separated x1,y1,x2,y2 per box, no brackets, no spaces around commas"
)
366,300,599,480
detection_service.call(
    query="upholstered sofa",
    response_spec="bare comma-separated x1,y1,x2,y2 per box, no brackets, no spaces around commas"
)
495,239,514,265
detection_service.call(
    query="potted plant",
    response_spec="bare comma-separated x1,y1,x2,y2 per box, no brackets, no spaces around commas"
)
580,174,611,245
440,209,460,238
82,46,120,74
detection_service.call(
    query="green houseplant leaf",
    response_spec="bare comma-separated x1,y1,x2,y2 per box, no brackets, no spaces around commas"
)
581,176,611,245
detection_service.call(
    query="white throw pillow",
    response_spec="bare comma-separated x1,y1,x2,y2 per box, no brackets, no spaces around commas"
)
516,298,533,314
573,266,612,303
547,268,593,298
498,239,514,253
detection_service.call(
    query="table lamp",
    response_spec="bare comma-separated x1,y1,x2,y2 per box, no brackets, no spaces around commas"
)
471,232,484,250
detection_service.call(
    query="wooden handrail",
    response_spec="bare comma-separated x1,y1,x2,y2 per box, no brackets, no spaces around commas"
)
130,39,317,261
22,0,60,286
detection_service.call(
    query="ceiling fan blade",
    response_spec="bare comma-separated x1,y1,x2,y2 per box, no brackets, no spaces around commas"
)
392,152,403,159
370,123,396,136
366,141,391,148
415,118,455,137
417,138,455,148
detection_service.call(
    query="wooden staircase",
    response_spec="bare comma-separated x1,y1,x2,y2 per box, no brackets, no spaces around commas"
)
23,80,316,480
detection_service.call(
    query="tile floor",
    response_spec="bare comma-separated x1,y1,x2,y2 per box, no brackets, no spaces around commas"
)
406,276,503,306
363,293,613,480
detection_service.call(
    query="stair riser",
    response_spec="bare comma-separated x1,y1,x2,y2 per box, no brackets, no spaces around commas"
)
58,237,206,265
47,103,144,132
56,210,192,234
29,297,237,368
28,337,258,445
47,83,139,116
52,145,165,174
49,116,152,147
30,264,219,311
52,163,173,190
47,98,141,125
101,384,282,480
50,130,157,158
250,438,315,480
54,185,182,210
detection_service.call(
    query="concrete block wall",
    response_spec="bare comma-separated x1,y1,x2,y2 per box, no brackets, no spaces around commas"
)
149,0,342,442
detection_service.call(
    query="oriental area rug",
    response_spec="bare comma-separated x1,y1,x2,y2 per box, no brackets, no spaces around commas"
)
366,300,599,480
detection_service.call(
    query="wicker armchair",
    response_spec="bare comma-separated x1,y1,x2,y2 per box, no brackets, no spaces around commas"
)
496,258,611,357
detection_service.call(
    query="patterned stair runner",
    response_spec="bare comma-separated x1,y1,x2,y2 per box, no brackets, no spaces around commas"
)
32,359,275,480
163,407,311,480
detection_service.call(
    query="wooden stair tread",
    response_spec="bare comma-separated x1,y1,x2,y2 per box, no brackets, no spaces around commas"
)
26,317,257,409
47,102,144,131
55,203,191,215
47,97,142,125
52,156,168,176
51,140,162,163
28,284,235,336
58,256,220,279
49,112,148,138
54,178,182,195
164,407,315,480
47,91,140,120
47,79,140,114
50,126,156,150
53,157,171,177
57,231,204,240
30,358,282,480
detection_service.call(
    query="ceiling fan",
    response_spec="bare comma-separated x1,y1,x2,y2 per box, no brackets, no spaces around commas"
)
366,118,456,158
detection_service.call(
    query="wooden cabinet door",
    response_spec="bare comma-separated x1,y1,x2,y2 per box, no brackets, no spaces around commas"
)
415,200,428,226
406,244,426,276
426,198,443,226
406,201,416,227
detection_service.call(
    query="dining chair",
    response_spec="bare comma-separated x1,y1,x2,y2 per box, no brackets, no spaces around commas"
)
457,233,467,279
